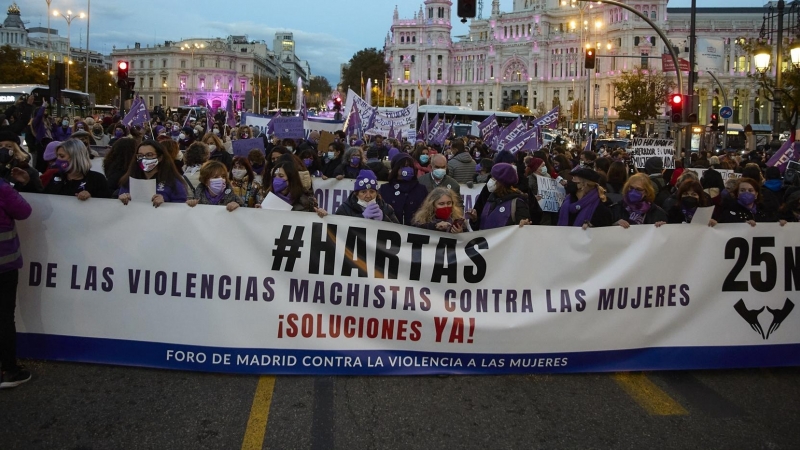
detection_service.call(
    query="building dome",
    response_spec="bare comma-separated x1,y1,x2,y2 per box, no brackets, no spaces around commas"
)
3,2,25,29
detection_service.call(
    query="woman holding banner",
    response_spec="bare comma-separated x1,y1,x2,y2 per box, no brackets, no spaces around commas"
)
42,140,111,200
666,180,715,226
718,178,778,226
118,140,189,207
478,163,533,229
412,187,465,233
334,147,366,180
556,168,613,229
378,153,428,225
186,161,243,212
256,160,320,214
612,173,668,228
230,156,261,208
335,169,398,223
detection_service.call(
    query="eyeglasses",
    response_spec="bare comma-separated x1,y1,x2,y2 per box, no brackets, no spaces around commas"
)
136,153,158,160
629,187,646,193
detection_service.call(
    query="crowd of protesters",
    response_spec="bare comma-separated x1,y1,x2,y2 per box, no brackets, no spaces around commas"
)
1,94,799,388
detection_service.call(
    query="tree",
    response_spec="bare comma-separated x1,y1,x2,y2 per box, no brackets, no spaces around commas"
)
308,75,332,108
611,68,675,127
507,105,532,115
341,48,389,99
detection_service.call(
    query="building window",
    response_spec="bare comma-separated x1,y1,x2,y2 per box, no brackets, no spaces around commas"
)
199,58,205,68
199,77,205,90
180,60,186,69
241,64,247,72
161,76,167,87
148,96,154,108
215,59,220,68
240,80,246,92
162,59,167,68
149,60,154,69
180,76,186,90
131,60,135,69
161,95,167,107
437,68,442,80
149,77,153,88
404,69,410,81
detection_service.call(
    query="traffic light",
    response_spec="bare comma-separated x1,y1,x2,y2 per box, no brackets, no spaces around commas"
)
669,94,683,123
584,48,596,69
333,96,342,112
116,61,129,88
710,112,719,130
457,0,477,20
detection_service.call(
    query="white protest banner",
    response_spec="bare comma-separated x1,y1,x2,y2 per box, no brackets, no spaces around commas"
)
311,178,485,215
345,89,417,137
696,37,725,72
536,175,566,212
687,168,742,183
630,138,675,169
16,194,800,375
242,112,271,136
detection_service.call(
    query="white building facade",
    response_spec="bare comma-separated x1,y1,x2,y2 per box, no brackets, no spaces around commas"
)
385,0,770,133
111,36,288,111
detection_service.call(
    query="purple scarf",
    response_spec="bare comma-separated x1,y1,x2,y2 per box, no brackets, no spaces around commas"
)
681,207,697,223
624,200,652,225
557,188,601,226
273,190,292,205
204,186,226,204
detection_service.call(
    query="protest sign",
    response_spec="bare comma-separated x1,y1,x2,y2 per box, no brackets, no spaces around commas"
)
232,138,266,157
630,138,675,169
536,176,566,212
272,116,305,139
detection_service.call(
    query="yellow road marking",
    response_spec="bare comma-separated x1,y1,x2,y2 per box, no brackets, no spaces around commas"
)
612,372,688,416
241,376,277,450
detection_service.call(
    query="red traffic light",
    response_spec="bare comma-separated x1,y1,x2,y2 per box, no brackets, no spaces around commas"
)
118,61,128,70
671,94,682,105
587,49,594,56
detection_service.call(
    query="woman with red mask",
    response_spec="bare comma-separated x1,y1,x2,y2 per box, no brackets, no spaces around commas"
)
411,187,466,233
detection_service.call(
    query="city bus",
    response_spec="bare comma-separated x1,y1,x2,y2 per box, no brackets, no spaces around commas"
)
0,84,91,117
417,105,523,129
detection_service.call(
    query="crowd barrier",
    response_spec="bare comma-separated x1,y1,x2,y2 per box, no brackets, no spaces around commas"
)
15,193,800,375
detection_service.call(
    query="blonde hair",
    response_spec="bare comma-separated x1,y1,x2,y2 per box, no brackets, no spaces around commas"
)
623,172,656,203
412,187,463,225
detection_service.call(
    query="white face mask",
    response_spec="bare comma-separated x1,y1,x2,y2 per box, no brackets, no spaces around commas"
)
208,144,217,152
357,198,376,209
179,133,186,140
213,129,220,135
539,166,548,175
487,178,497,193
232,168,246,180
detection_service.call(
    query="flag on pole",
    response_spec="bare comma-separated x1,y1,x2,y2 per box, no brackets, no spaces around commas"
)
225,87,236,128
122,96,151,128
299,94,308,121
583,132,593,153
266,109,281,136
366,78,372,106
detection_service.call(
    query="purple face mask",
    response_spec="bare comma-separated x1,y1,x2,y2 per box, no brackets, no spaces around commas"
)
272,177,289,193
738,191,756,206
350,156,361,166
625,189,645,205
303,158,314,168
51,159,70,172
399,167,415,181
115,129,124,138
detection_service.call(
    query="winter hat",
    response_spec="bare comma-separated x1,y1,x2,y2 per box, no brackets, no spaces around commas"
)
181,125,194,135
493,149,515,164
571,167,601,183
0,130,20,145
644,157,664,174
354,169,379,191
700,168,725,190
387,147,400,161
154,125,166,136
526,157,545,172
353,139,364,146
43,140,62,161
391,151,412,167
84,117,95,128
765,166,781,180
491,163,518,186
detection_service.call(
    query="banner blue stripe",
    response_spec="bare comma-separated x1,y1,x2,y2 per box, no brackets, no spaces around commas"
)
17,333,800,376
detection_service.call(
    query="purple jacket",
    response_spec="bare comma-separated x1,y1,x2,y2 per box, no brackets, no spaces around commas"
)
52,125,72,141
0,179,32,273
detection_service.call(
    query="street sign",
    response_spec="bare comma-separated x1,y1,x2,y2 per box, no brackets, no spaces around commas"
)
719,106,733,119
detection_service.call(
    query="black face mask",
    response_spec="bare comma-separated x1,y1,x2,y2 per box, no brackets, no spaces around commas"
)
564,181,578,195
0,147,12,165
681,197,700,210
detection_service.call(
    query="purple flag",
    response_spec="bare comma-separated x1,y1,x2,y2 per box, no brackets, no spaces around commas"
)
503,127,537,154
427,114,440,135
766,139,799,173
207,114,214,134
432,123,451,146
496,118,527,152
299,94,308,121
521,128,541,152
532,106,560,129
266,110,281,136
478,114,499,142
584,133,593,153
226,87,236,128
122,97,151,128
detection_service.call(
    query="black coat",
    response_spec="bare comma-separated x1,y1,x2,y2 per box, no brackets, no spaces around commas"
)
719,198,778,223
611,201,668,225
42,170,112,199
322,156,342,178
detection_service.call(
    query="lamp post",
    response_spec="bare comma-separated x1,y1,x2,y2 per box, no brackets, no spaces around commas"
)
752,0,800,148
84,0,90,94
180,42,205,104
45,0,52,78
53,9,84,90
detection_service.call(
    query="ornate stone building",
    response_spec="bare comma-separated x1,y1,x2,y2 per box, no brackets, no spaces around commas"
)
385,0,769,133
111,36,289,111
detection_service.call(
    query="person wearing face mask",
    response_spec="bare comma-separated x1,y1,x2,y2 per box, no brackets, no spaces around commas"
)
718,177,778,226
411,142,432,177
579,151,597,169
182,142,210,196
248,149,267,185
298,149,323,178
334,147,367,180
177,126,195,150
556,168,613,229
52,116,73,141
203,133,233,171
0,131,42,193
474,159,493,184
322,141,344,179
411,187,466,233
281,138,296,154
108,124,128,147
524,157,549,198
446,139,477,184
378,153,429,225
475,163,533,229
229,156,261,208
418,154,461,196
256,161,323,215
42,139,111,200
666,180,716,225
117,140,189,207
186,161,243,211
365,147,389,181
91,124,109,146
335,169,398,223
612,173,668,228
238,126,252,141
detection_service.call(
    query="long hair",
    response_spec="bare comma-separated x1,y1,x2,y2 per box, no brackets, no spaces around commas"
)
267,160,306,202
677,180,709,207
412,187,463,225
58,139,92,176
231,156,256,184
119,140,187,191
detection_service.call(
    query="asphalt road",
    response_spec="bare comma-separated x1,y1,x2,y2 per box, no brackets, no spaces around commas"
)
1,361,798,450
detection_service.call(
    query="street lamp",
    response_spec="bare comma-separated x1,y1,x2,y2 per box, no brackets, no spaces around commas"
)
85,0,91,94
180,42,205,104
753,41,773,74
53,9,85,90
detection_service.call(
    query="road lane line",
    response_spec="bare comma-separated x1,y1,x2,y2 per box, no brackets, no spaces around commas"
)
613,372,688,416
241,375,277,450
